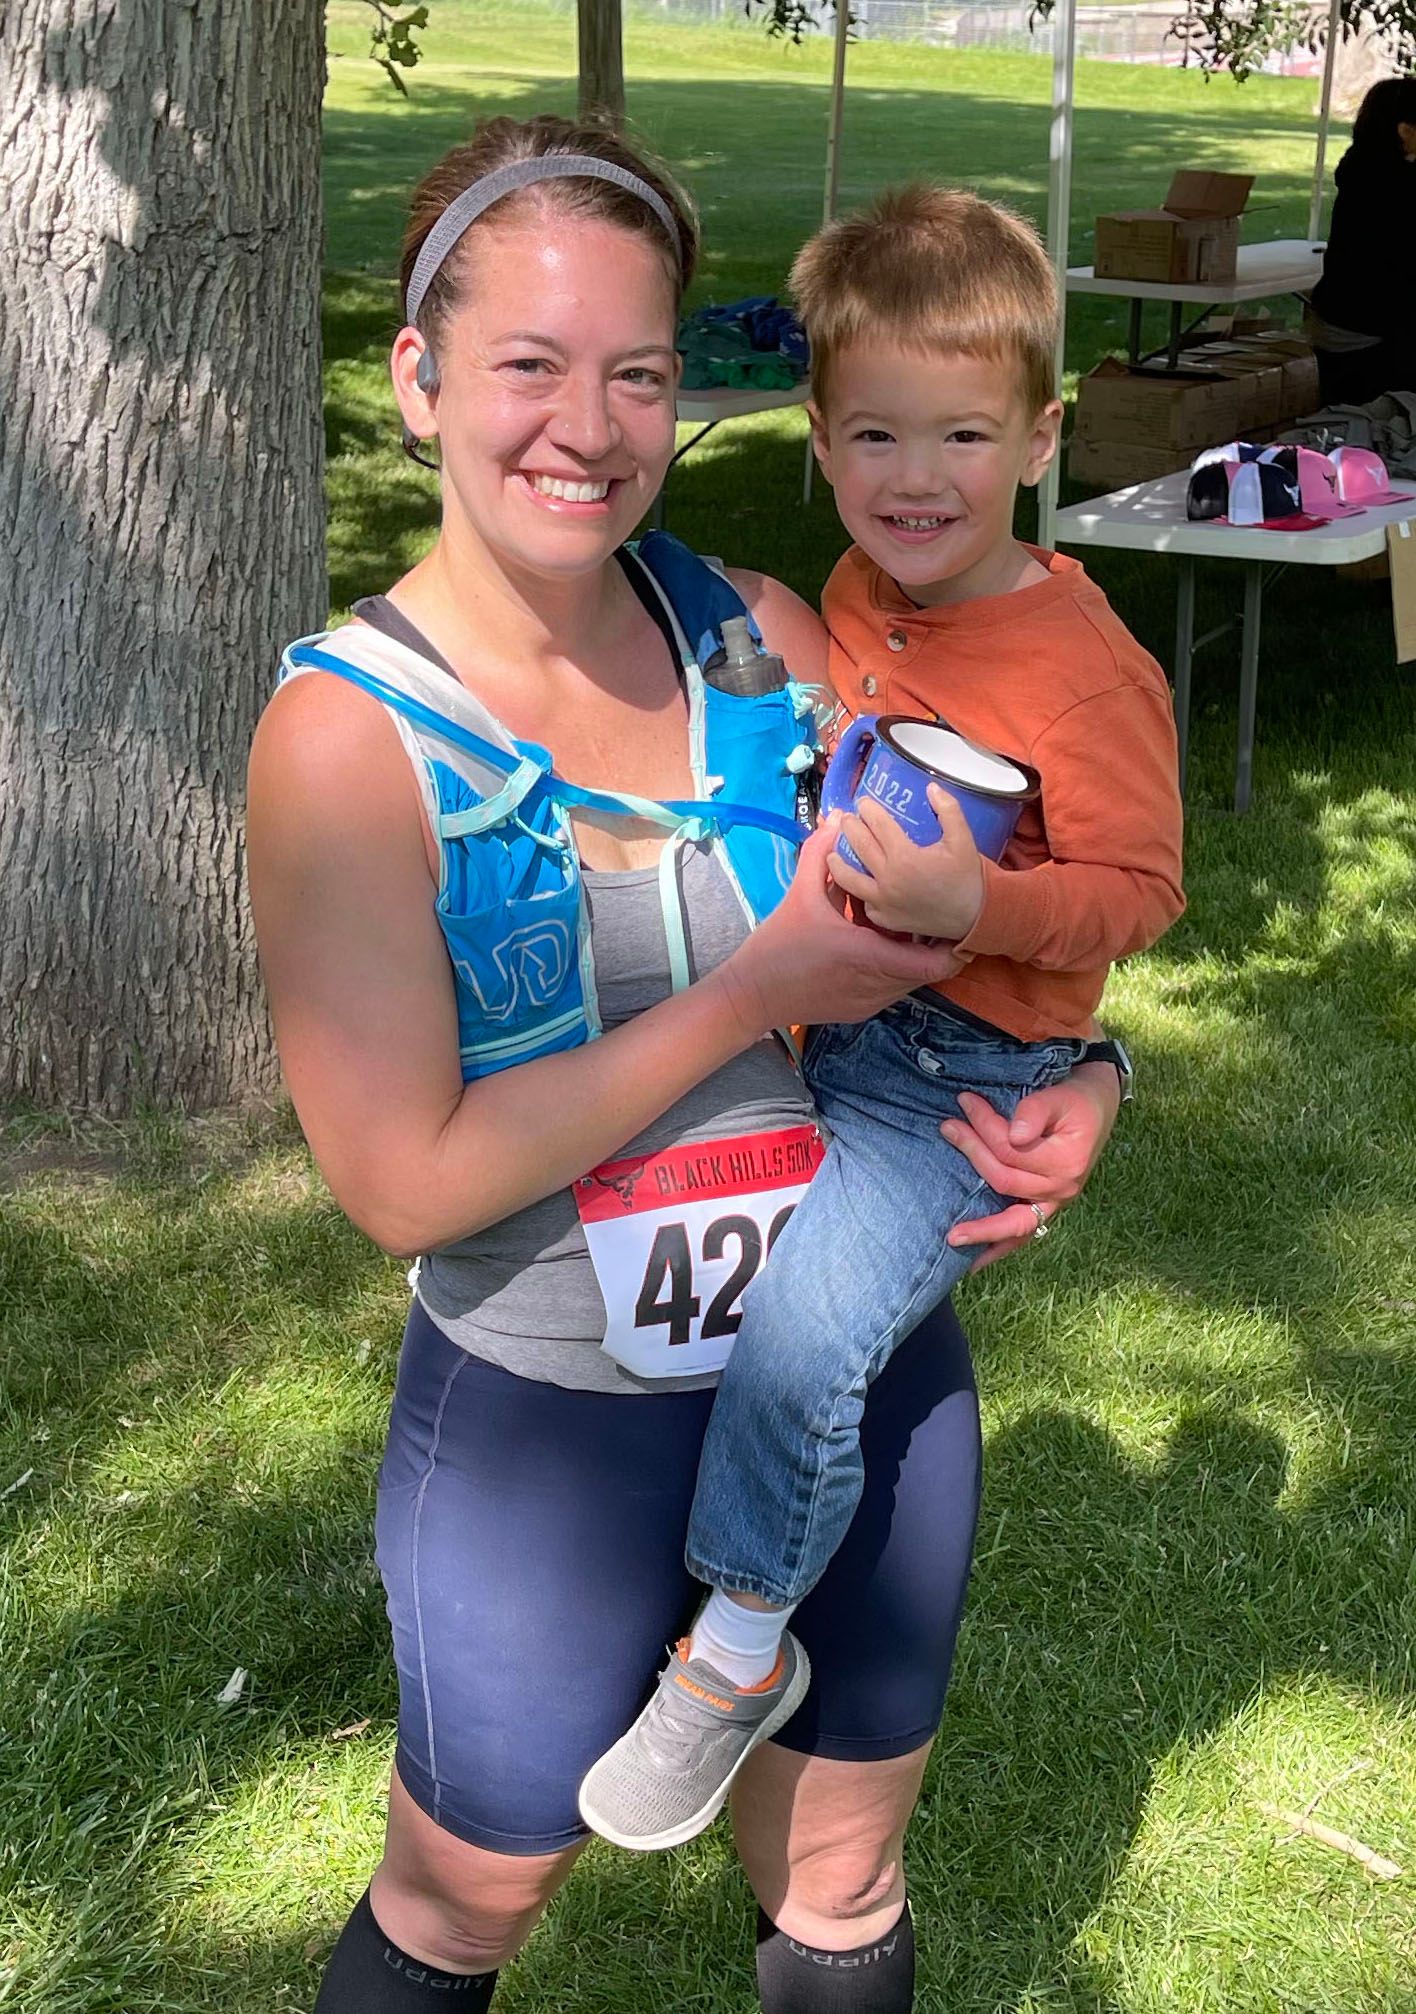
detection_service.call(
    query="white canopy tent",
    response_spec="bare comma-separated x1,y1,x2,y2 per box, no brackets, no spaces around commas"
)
817,0,1347,543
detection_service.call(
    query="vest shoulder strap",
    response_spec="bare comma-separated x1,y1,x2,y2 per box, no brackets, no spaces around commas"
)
626,531,760,671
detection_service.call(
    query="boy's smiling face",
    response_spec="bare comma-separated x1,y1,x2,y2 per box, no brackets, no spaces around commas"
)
812,342,1062,606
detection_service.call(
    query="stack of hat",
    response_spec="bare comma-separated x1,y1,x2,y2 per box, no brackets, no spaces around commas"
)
1186,442,1408,528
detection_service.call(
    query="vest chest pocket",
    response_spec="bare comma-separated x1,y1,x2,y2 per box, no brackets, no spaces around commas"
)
438,877,587,1078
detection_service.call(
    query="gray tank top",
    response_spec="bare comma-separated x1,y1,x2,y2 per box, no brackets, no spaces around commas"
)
418,837,815,1393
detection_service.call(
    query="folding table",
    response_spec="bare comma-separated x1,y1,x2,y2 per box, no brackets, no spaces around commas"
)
652,383,813,529
1054,469,1416,811
1066,239,1326,371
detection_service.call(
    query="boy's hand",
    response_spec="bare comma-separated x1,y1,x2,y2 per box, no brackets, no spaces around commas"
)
829,785,984,941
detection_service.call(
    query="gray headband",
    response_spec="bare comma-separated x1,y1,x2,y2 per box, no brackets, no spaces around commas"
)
405,154,681,326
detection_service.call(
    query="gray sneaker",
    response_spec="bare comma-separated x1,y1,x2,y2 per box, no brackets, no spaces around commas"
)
578,1633,811,1851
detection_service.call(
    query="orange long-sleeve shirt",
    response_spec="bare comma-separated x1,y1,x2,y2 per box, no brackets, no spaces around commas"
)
823,544,1186,1042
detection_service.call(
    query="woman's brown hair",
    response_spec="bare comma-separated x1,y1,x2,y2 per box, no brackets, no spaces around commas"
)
400,113,699,349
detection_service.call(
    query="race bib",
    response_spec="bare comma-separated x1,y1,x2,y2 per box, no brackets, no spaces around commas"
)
573,1125,824,1380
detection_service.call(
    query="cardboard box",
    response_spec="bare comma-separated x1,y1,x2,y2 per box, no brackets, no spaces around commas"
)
1068,435,1190,490
1182,344,1287,429
1076,338,1319,458
1201,333,1321,420
1075,356,1250,453
1225,328,1302,357
1277,348,1320,416
1187,308,1277,342
1238,362,1287,430
1390,519,1416,663
1069,333,1324,492
1226,332,1310,359
1231,310,1280,340
1094,170,1253,286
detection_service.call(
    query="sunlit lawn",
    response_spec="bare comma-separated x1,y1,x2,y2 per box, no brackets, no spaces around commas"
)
1,7,1413,2009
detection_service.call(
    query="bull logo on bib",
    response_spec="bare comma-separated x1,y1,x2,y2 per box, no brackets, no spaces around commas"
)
583,1165,649,1212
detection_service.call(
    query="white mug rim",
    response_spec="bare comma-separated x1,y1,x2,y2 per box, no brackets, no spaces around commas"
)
876,715,1037,802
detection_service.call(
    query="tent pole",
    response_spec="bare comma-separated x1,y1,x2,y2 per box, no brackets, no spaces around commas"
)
1308,0,1342,242
1038,0,1077,551
823,0,851,223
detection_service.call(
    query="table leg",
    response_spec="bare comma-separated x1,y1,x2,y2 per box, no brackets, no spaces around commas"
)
1128,297,1143,367
1235,561,1263,814
1173,557,1195,792
668,420,718,472
652,418,722,533
1167,300,1183,371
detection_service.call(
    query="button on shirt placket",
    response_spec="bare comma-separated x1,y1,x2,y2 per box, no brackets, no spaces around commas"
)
863,625,910,703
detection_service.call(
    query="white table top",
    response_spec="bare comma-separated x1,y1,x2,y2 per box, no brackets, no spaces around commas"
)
1066,237,1325,305
1054,468,1416,565
676,382,810,423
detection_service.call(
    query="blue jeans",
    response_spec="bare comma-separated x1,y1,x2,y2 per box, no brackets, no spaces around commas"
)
685,994,1084,1607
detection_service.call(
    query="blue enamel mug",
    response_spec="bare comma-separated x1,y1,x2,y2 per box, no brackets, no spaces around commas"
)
820,714,1039,868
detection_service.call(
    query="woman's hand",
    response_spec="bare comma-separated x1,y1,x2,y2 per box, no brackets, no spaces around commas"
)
720,820,962,1039
941,1059,1121,1272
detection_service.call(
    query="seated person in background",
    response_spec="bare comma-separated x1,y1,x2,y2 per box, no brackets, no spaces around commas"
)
1307,75,1416,406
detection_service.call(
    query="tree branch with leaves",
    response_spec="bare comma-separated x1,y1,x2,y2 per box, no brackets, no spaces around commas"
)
365,0,432,94
746,0,1414,76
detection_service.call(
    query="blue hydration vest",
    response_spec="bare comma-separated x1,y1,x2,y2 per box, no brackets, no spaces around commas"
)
278,533,820,1082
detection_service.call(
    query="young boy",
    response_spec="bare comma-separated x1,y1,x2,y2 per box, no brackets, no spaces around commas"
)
580,186,1185,1850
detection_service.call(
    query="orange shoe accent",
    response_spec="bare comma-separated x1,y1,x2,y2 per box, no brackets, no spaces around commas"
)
677,1637,786,1704
739,1650,787,1696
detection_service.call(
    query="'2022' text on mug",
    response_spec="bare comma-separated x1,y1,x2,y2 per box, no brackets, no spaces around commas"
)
820,714,1039,869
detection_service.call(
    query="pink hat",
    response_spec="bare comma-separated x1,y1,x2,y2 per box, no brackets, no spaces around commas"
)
1327,444,1412,508
1260,445,1359,520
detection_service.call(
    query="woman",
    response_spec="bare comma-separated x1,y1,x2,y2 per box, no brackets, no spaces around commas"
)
248,115,1121,2013
1307,75,1416,406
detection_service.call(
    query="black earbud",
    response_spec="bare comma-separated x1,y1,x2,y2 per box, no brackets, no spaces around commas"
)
416,347,440,395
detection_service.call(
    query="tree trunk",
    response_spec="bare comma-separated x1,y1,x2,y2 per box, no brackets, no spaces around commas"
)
0,0,327,1113
578,0,626,127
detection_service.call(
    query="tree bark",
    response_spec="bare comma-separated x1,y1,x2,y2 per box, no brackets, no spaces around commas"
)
0,0,327,1113
578,0,626,127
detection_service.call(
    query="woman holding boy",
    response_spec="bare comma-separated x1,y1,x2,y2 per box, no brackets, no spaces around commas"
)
248,115,1122,2013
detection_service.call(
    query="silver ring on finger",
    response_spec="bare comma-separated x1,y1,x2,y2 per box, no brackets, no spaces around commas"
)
1029,1202,1050,1242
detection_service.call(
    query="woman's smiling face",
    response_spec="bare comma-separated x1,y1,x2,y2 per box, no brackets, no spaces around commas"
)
397,211,681,581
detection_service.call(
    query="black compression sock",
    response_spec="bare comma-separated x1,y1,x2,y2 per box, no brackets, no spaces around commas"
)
755,1900,914,2013
313,1889,499,2010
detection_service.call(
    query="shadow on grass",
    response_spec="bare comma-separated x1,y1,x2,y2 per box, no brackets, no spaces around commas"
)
320,71,1329,284
0,1146,403,2009
917,1400,1414,2008
2,1120,1412,2009
10,1392,1407,2010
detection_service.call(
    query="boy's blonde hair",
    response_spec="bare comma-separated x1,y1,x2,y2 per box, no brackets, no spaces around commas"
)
790,184,1058,416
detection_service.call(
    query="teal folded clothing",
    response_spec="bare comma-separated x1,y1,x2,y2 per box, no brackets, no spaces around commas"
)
677,297,808,391
680,352,802,391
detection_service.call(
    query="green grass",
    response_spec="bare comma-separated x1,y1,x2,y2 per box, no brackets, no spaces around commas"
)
3,7,1415,2009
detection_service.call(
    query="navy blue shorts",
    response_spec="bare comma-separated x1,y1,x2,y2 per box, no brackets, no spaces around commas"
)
375,1297,981,1855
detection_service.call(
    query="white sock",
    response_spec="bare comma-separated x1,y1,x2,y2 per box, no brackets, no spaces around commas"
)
687,1588,794,1690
